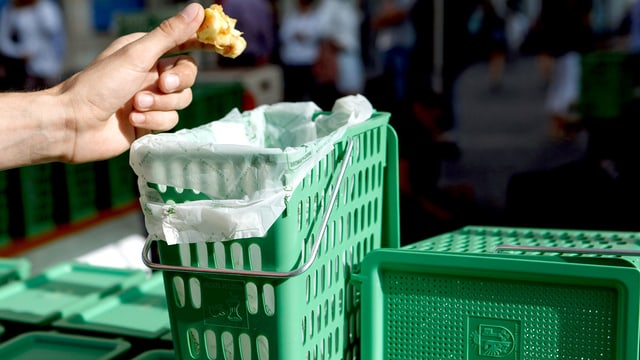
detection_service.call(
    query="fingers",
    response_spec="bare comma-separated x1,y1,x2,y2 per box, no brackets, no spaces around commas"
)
130,109,180,132
133,88,193,112
157,55,197,93
129,3,205,66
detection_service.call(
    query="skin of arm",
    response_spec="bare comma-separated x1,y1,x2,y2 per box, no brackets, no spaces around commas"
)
0,3,216,170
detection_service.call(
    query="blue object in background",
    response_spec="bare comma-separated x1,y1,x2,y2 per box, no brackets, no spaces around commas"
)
92,0,145,32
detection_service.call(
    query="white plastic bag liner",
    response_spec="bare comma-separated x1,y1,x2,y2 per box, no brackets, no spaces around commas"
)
130,95,374,245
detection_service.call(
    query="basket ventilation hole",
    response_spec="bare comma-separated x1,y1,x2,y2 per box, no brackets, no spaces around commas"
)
214,242,226,269
180,243,191,266
189,277,201,309
302,316,307,344
222,331,234,360
188,327,201,359
331,294,336,321
249,244,262,271
263,284,275,316
231,243,244,269
205,329,217,360
246,282,258,315
239,334,251,360
173,276,186,308
197,242,208,268
254,338,266,358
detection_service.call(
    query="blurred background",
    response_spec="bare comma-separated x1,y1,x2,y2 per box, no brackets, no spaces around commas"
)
1,0,640,265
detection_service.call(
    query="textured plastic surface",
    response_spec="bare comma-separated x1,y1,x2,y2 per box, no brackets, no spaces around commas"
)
54,272,169,339
0,331,131,360
131,349,176,360
0,262,146,325
355,226,640,359
0,258,30,286
148,113,399,360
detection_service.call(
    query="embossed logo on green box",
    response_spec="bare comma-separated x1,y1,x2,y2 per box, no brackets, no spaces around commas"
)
467,317,520,359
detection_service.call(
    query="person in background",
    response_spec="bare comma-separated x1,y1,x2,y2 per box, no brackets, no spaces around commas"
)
278,0,325,103
0,0,66,90
370,0,416,107
216,0,276,67
0,3,209,170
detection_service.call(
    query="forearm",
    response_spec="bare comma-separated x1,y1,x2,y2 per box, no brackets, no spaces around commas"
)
0,89,69,170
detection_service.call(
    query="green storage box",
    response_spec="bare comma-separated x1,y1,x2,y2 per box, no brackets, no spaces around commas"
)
354,226,640,359
175,82,244,131
95,151,138,210
0,171,9,245
579,51,639,119
52,163,99,224
0,257,30,286
0,262,146,325
0,331,131,360
54,271,169,339
139,112,400,360
8,164,56,239
131,349,175,360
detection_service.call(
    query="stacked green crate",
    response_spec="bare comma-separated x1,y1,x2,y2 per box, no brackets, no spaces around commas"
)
579,51,639,119
0,172,9,246
52,163,98,224
0,331,131,359
175,82,244,131
7,164,56,239
95,151,138,210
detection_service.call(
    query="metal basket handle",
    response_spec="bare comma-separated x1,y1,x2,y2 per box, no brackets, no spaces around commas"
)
141,137,354,278
495,244,640,256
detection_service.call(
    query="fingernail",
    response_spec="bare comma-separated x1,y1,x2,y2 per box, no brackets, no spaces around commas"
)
131,112,145,125
137,94,154,109
179,3,199,22
164,74,180,92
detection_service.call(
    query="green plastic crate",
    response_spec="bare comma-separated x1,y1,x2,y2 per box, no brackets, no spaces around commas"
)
354,226,640,359
0,331,131,360
96,151,138,210
139,112,400,360
175,82,244,131
0,171,9,245
54,271,169,339
0,258,30,286
0,262,146,325
8,164,56,239
579,51,639,119
52,163,99,224
131,349,175,360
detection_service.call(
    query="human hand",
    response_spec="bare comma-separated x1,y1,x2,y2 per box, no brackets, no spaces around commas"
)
53,3,212,164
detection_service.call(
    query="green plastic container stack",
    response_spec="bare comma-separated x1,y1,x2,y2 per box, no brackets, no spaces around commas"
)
139,112,400,360
354,226,640,359
7,164,56,239
0,331,131,360
52,163,99,224
53,271,170,340
0,262,146,327
95,151,138,210
0,171,9,246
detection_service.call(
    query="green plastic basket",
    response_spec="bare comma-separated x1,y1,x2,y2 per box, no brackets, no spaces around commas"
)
52,163,99,224
354,226,640,359
140,112,400,360
131,349,176,360
0,331,131,360
95,151,138,210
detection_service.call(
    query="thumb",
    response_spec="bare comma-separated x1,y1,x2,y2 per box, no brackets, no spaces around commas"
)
130,3,204,64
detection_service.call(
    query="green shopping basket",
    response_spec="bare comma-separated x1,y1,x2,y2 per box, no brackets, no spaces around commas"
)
354,226,640,359
138,111,400,360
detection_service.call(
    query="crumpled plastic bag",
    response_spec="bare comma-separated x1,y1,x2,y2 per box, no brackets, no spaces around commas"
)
130,94,374,245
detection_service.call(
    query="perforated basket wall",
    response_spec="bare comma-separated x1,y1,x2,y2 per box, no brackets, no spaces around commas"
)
355,226,640,360
145,113,399,360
